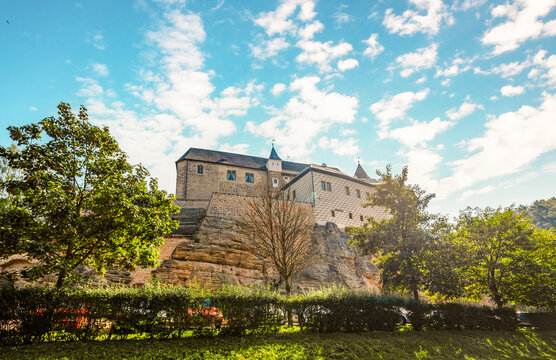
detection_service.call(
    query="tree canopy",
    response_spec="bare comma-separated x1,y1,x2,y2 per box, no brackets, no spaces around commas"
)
521,197,556,231
347,165,435,299
0,102,178,287
451,207,555,309
235,185,318,296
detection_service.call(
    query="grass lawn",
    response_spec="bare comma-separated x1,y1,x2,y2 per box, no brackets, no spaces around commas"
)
1,329,555,360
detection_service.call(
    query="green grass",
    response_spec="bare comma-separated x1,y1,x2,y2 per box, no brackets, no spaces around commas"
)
2,330,555,360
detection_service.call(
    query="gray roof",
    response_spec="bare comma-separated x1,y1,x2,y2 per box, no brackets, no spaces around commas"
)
354,163,370,179
177,148,308,173
269,146,281,160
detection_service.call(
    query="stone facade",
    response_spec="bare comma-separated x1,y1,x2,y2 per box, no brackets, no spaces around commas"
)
287,165,388,228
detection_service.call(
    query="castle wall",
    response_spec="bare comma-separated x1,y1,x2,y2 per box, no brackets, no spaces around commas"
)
311,171,388,228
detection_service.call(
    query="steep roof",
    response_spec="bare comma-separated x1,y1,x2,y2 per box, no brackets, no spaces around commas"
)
354,163,370,179
177,148,307,173
269,146,281,160
285,163,379,189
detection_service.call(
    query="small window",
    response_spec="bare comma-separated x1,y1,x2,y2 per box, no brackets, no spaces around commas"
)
284,176,290,183
356,189,360,198
331,210,335,217
292,190,296,199
326,182,331,191
366,192,370,199
360,215,364,221
345,186,350,195
197,165,204,174
321,181,326,190
245,173,254,183
272,178,279,187
349,213,353,219
227,170,236,181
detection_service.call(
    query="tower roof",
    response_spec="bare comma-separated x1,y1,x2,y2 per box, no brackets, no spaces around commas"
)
269,145,281,160
354,163,370,179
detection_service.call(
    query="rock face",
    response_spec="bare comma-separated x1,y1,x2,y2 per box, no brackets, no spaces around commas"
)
155,210,380,293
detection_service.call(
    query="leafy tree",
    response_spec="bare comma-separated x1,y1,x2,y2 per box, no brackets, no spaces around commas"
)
0,102,178,287
235,185,318,296
522,197,556,231
347,165,435,299
452,206,555,309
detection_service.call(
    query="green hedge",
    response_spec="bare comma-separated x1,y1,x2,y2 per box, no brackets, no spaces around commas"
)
0,284,519,345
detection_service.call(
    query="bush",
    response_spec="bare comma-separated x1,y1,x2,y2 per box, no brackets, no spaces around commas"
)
526,312,556,330
0,284,518,346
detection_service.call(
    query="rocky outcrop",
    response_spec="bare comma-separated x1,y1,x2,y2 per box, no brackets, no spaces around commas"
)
154,211,380,293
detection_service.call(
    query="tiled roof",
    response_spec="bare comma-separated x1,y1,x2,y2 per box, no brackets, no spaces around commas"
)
177,148,308,173
269,146,281,160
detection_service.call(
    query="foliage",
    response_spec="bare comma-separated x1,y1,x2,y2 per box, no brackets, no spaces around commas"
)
521,197,556,231
452,207,556,309
235,185,318,296
347,165,435,299
0,102,178,287
0,284,521,346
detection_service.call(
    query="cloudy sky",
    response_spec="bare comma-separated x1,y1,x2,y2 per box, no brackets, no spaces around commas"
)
1,0,555,216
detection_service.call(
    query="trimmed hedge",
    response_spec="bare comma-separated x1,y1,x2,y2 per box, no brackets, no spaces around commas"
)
0,284,519,345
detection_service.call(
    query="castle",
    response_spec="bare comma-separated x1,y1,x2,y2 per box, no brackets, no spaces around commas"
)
175,146,387,229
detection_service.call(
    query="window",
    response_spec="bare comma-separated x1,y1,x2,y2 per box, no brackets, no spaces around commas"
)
321,181,331,191
292,190,296,199
349,213,353,219
345,186,350,195
197,164,204,174
366,192,370,198
360,215,364,221
245,172,254,183
284,176,290,183
356,189,360,198
272,178,279,187
331,210,335,217
227,170,236,181
327,182,331,191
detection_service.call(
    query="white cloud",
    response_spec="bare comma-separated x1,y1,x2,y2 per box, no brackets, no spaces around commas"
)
440,92,556,197
416,76,427,84
532,49,556,86
296,39,353,72
76,77,104,97
318,136,360,156
218,143,250,154
298,20,323,39
369,89,429,138
441,78,451,87
29,106,37,111
362,34,384,60
500,85,525,96
481,0,556,54
388,117,454,147
92,63,109,77
435,57,473,77
398,147,443,191
333,11,356,27
87,32,105,50
77,10,262,193
253,0,315,36
446,101,481,120
250,37,290,60
338,58,359,71
271,83,287,95
393,43,438,77
456,0,487,11
383,0,453,36
247,76,359,159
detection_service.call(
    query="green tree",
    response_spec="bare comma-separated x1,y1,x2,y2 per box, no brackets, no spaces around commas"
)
347,165,435,299
0,102,178,287
452,206,555,309
522,197,556,231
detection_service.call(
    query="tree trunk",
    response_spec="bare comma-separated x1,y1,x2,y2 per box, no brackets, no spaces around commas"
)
285,276,293,326
412,288,419,300
55,269,66,288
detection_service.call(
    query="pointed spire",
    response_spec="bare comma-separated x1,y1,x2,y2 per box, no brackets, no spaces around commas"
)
269,144,281,160
354,163,370,179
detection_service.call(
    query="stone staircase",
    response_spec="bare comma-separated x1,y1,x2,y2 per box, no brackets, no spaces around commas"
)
171,207,207,236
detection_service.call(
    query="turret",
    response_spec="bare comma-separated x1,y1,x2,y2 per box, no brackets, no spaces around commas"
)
266,145,282,172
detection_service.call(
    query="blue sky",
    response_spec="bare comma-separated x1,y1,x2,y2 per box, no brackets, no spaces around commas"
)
1,0,555,216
